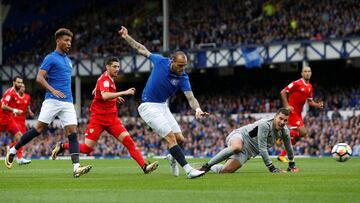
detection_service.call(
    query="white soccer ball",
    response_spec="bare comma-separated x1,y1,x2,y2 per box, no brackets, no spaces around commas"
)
331,143,352,162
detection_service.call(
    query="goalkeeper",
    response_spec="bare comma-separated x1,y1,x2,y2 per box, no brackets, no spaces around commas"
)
200,107,300,174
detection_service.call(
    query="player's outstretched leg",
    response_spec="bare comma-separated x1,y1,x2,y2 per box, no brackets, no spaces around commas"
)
210,164,224,173
277,150,289,163
168,144,205,179
165,154,179,177
200,147,235,173
16,146,31,165
73,165,92,178
5,147,15,169
51,142,65,160
5,128,40,169
67,132,92,178
142,161,159,174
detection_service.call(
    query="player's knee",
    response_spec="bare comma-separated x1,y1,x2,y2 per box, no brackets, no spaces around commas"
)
299,130,307,137
15,132,22,140
232,147,242,154
175,134,184,144
230,139,243,153
35,122,47,133
290,129,300,137
80,144,93,154
164,133,177,147
220,166,239,173
65,125,77,135
117,132,130,142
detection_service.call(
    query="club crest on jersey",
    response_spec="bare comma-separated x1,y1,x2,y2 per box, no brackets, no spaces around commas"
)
5,95,11,101
103,81,110,88
301,88,304,92
170,78,179,86
89,128,94,133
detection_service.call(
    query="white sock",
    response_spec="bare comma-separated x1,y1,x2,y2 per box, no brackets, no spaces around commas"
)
73,163,80,172
183,164,192,173
210,164,224,174
9,147,17,155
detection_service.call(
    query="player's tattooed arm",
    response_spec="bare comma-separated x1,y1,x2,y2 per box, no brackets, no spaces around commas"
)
118,26,151,57
184,91,209,119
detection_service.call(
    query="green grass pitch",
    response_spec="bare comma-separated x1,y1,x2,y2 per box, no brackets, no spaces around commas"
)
1,157,359,203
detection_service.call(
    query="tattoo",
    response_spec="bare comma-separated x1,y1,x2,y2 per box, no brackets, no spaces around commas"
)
125,36,143,50
184,91,200,110
124,35,150,57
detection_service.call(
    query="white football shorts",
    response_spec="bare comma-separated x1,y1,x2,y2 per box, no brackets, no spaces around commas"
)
38,99,78,127
138,102,181,138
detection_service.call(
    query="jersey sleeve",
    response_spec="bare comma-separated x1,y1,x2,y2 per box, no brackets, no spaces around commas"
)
257,122,272,166
281,127,294,161
1,91,14,106
98,79,111,93
283,81,298,94
149,54,166,65
40,55,53,71
180,77,192,92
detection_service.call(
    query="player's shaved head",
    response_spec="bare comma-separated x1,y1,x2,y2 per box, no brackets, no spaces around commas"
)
302,66,311,72
170,51,188,76
171,51,187,62
301,66,312,82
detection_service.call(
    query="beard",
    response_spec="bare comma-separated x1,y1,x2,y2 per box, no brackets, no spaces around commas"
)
15,85,21,91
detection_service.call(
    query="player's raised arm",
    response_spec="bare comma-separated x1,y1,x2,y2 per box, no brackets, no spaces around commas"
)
36,69,65,98
118,26,151,57
184,91,209,119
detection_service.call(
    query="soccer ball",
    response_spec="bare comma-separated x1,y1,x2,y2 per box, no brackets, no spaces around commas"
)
331,143,352,162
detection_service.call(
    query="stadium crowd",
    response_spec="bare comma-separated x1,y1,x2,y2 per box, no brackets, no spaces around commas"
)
2,0,360,159
25,84,360,119
0,110,359,158
3,0,360,65
1,88,359,158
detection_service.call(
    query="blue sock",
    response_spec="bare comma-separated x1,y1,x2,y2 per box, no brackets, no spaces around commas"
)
68,133,80,164
169,145,188,167
15,128,40,150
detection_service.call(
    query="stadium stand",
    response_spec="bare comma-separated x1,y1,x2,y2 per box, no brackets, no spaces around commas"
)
1,0,359,158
